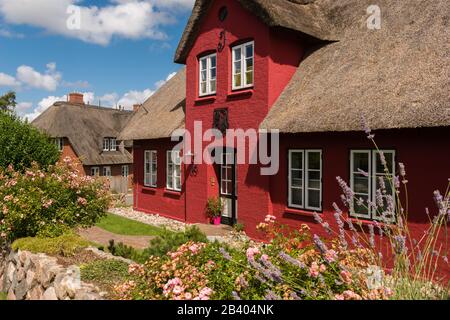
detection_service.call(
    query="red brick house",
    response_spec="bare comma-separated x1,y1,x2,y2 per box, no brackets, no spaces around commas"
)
120,0,449,272
33,93,134,192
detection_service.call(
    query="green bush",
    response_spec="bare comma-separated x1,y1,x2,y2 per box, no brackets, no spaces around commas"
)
143,226,208,258
12,233,91,257
0,158,111,241
0,111,59,172
107,240,146,263
81,259,129,288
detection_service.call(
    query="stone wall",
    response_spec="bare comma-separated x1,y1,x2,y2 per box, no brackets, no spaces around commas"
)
0,249,104,300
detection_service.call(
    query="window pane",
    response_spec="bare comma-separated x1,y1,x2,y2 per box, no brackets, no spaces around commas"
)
291,170,303,187
375,152,394,174
233,48,241,61
201,59,207,70
291,152,303,169
175,177,181,191
234,61,241,74
307,171,321,189
291,188,303,206
210,67,216,79
308,190,321,209
245,44,253,58
201,70,207,82
353,152,369,172
308,152,321,170
354,174,369,194
234,74,241,87
245,71,253,85
210,55,216,68
210,80,216,93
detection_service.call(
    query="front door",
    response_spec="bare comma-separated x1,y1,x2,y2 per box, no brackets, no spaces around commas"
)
220,150,237,226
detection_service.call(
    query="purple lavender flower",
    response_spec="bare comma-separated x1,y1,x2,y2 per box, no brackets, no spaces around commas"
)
219,247,232,261
360,114,375,140
279,252,305,269
334,210,348,249
347,219,357,232
357,169,369,177
376,189,384,208
433,190,446,216
443,256,448,264
313,211,323,224
265,290,281,301
378,177,386,193
393,235,407,255
337,177,355,202
322,222,333,235
313,234,328,254
394,176,400,189
379,151,387,169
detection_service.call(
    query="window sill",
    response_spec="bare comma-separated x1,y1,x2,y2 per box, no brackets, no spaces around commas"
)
142,186,157,192
164,189,182,196
195,95,216,104
284,207,320,219
227,88,253,99
343,214,392,229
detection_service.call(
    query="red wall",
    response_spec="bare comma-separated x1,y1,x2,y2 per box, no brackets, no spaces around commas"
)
183,0,303,225
133,138,186,222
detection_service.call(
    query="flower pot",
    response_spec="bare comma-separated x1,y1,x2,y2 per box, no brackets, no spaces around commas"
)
212,216,221,225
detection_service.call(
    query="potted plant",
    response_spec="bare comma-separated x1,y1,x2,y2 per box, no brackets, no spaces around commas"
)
206,197,224,225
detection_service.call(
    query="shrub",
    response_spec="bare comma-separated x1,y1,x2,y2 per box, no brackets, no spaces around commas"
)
0,111,59,171
81,259,130,297
142,226,207,258
107,240,146,263
206,197,223,218
0,157,111,241
12,233,91,257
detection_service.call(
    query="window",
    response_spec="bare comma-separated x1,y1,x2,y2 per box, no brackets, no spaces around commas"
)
110,138,117,151
232,41,254,90
122,165,129,178
102,166,111,177
350,150,396,221
144,150,157,187
220,153,233,196
54,138,64,152
91,167,99,177
166,150,181,192
199,53,217,96
288,150,322,211
103,138,117,151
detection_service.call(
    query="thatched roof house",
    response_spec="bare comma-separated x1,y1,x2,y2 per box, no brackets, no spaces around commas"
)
118,67,186,141
32,101,133,166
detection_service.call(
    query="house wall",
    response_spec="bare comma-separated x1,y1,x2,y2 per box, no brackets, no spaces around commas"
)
132,138,186,222
59,138,86,175
183,0,303,224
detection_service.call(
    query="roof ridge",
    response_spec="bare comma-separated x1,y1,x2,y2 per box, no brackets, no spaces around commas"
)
53,102,132,113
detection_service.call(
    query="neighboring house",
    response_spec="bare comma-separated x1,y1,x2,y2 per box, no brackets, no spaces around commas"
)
32,93,134,193
119,0,449,259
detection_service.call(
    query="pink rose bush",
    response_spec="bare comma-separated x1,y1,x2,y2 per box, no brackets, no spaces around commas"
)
0,157,111,241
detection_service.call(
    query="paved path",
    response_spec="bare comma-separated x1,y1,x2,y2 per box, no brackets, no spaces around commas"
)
78,226,154,250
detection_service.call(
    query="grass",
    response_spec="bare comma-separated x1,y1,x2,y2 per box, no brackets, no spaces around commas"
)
0,292,6,300
80,259,130,298
12,233,91,257
97,213,164,236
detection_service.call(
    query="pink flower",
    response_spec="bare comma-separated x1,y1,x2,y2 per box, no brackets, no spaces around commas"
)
264,215,276,223
3,195,13,202
77,197,87,206
184,292,192,300
319,264,327,273
309,262,320,278
340,270,352,284
261,254,270,262
246,247,260,259
324,249,338,263
42,199,54,209
2,206,8,215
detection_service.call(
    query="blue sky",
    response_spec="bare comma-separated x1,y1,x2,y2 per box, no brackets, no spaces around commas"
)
0,0,194,120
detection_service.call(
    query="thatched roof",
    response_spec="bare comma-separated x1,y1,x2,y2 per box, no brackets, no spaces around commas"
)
174,0,339,63
32,103,133,166
118,68,186,141
261,0,450,132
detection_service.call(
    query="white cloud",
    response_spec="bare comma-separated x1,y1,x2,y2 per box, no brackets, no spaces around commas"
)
0,72,20,86
0,27,24,38
0,0,194,46
22,94,66,122
16,63,61,91
155,71,176,89
117,89,154,109
16,101,32,111
98,92,119,107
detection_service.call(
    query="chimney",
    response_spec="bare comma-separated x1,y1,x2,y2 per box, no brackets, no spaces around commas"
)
133,104,142,112
68,92,84,104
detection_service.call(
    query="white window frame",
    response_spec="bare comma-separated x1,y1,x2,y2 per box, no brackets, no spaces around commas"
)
166,150,182,192
102,166,111,177
121,165,129,178
198,53,217,97
110,138,117,151
232,41,254,90
103,138,110,151
350,150,396,222
220,152,233,196
144,150,157,187
91,167,99,177
288,150,322,211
